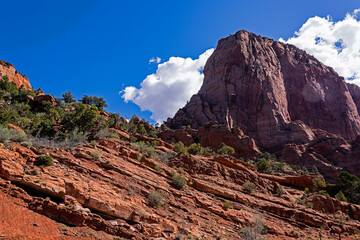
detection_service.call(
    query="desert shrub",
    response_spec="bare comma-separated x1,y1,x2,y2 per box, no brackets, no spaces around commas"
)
62,90,76,103
223,201,231,210
147,190,164,207
336,171,360,204
317,190,330,197
90,149,102,160
255,158,270,172
146,146,157,158
80,95,107,110
62,104,99,132
95,128,119,139
257,151,276,161
240,214,267,239
203,146,214,155
137,124,147,135
335,191,347,202
132,141,148,153
177,167,184,174
159,151,176,164
311,165,320,174
36,155,54,166
21,141,32,148
276,185,284,196
173,141,187,155
217,142,235,155
242,181,256,193
172,175,187,190
272,161,285,173
187,143,203,155
0,125,26,143
313,177,326,192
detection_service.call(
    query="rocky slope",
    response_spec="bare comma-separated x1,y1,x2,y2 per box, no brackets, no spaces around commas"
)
0,60,32,90
167,30,360,149
1,133,360,239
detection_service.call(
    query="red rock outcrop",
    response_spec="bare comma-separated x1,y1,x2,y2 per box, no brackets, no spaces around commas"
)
167,30,360,149
159,122,260,158
348,83,360,114
281,134,360,182
1,138,360,239
0,60,32,90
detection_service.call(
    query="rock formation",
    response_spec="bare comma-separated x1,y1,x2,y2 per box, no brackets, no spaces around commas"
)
0,60,32,90
167,30,360,149
1,137,360,239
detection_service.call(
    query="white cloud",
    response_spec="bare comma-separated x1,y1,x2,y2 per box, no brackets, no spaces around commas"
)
149,57,162,64
121,49,215,123
280,9,360,85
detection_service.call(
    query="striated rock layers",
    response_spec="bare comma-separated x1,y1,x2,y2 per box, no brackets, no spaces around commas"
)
167,30,360,149
0,60,32,90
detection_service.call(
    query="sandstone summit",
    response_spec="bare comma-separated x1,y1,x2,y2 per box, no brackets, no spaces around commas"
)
0,60,32,90
167,30,360,149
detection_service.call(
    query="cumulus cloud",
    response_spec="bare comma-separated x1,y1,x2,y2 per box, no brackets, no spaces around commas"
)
280,9,360,85
121,49,214,123
149,57,162,64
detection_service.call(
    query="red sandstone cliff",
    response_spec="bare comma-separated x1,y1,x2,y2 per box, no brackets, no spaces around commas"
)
0,60,32,90
167,30,360,149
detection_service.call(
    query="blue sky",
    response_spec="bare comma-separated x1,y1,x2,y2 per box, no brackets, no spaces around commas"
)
0,0,359,122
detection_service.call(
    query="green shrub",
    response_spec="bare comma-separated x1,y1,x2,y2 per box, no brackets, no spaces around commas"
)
90,149,102,160
159,151,176,164
311,165,320,174
242,181,256,193
173,141,187,154
95,128,119,139
172,175,187,190
177,167,184,174
0,126,26,143
313,177,326,192
276,185,284,196
203,146,214,155
62,91,76,103
318,190,330,197
255,158,270,172
335,191,347,202
336,171,360,204
217,142,235,155
223,201,231,210
36,155,54,166
147,190,164,207
146,146,157,158
137,124,147,135
187,143,203,155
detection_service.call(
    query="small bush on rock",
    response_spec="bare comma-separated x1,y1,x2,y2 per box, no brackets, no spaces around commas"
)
255,158,270,172
148,190,164,207
217,142,235,155
36,155,53,166
172,174,187,190
335,191,347,202
90,149,102,160
242,181,256,193
187,143,203,155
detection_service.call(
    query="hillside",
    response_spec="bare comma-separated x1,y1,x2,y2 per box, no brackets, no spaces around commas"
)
0,31,360,239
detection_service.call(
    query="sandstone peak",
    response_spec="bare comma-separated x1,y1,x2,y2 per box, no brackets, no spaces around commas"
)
168,30,360,149
0,59,32,90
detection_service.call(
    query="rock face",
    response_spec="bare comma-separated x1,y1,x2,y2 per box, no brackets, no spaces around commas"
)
281,133,360,183
1,139,360,239
168,30,360,149
348,83,360,114
0,60,32,90
158,122,260,158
